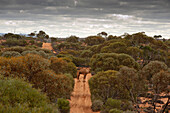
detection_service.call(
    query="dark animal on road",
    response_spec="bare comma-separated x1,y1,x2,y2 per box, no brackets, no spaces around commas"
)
77,67,90,82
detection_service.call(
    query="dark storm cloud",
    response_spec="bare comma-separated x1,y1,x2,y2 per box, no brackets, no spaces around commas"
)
0,0,170,18
0,0,170,38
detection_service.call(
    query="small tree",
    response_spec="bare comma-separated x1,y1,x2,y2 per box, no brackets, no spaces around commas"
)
151,70,170,113
66,35,79,43
141,61,168,81
101,98,122,113
0,77,59,112
117,66,147,112
89,70,122,103
85,36,105,46
90,53,139,73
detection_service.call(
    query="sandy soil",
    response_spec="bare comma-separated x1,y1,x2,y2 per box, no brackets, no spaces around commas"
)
69,74,99,113
42,43,56,53
139,94,169,113
42,43,53,50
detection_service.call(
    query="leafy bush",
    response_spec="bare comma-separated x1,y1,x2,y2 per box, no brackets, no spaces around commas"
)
2,39,28,47
21,54,50,81
117,66,147,105
120,100,134,111
57,98,70,113
0,77,59,113
85,36,105,46
72,57,87,67
50,57,77,78
4,46,31,53
91,100,103,112
60,50,80,57
21,50,40,56
38,50,49,58
0,54,74,101
1,51,21,57
89,70,124,103
109,109,123,113
151,70,170,94
29,40,35,45
37,48,52,54
55,42,81,50
141,61,168,80
66,35,79,43
80,50,93,58
21,50,49,58
0,54,50,79
32,70,74,101
101,42,127,53
35,42,43,47
90,53,139,73
101,98,122,113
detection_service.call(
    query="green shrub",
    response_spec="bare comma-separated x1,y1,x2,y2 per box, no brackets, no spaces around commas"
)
0,54,74,102
101,98,122,113
109,109,123,113
89,70,124,103
21,50,40,56
4,46,28,53
2,39,28,47
101,42,127,53
91,100,103,112
141,61,168,80
57,98,70,113
38,50,49,58
64,73,75,88
50,57,77,78
29,40,35,45
72,57,87,67
85,36,105,46
0,78,59,113
32,70,74,101
37,48,52,54
36,42,43,47
21,50,50,59
120,100,134,111
90,53,139,73
80,50,93,58
1,51,21,57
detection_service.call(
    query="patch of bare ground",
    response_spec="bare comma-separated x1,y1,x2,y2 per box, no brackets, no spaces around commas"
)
42,43,56,53
139,93,170,113
69,74,99,113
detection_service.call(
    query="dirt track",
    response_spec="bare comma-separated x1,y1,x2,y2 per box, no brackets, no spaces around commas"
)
42,43,98,113
70,74,99,113
42,43,53,50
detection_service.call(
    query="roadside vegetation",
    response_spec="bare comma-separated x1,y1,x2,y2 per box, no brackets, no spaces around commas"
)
0,31,169,113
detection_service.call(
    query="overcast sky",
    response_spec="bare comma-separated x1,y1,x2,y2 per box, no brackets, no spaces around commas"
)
0,0,170,38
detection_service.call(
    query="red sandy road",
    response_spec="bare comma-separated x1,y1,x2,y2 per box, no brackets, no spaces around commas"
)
69,74,99,113
42,43,53,50
42,43,56,53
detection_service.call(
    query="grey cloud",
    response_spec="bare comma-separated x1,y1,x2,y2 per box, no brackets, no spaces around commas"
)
0,0,169,38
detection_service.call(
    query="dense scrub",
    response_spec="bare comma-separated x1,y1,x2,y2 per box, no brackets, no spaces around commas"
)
89,63,169,112
50,57,77,78
0,54,76,102
0,31,169,112
0,77,59,113
90,53,139,73
1,46,54,58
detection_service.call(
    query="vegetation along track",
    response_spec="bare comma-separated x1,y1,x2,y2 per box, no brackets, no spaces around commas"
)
42,42,98,113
